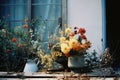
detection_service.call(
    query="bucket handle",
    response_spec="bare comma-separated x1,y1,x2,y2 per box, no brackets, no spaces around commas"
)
34,58,40,66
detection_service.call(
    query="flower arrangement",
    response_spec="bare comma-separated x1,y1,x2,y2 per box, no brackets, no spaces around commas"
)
0,17,45,71
1,15,112,72
59,26,91,57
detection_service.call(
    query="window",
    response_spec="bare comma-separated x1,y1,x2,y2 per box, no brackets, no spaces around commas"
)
0,0,67,53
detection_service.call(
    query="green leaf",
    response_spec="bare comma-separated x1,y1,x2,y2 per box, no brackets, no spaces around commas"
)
78,36,82,43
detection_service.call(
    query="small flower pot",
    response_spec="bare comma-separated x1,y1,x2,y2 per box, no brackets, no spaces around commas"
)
23,58,40,72
68,54,85,73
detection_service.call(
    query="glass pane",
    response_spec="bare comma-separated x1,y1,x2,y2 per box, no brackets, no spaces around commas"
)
32,5,61,20
0,0,28,20
8,21,24,29
14,6,28,20
0,5,28,21
14,0,28,4
34,20,60,53
31,0,62,53
32,0,61,4
0,0,28,4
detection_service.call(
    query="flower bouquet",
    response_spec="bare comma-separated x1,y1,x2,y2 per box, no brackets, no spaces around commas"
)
59,26,91,69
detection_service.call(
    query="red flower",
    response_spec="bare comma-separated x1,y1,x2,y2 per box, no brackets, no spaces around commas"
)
80,34,87,39
11,38,18,43
65,53,70,57
78,28,86,34
23,24,28,29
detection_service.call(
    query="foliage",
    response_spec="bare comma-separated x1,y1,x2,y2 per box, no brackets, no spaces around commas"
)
0,17,45,72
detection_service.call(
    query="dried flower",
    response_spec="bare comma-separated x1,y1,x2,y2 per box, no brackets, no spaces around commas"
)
65,27,71,34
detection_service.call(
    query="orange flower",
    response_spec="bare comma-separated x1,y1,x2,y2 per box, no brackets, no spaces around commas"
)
85,41,91,48
23,24,28,29
73,43,81,51
11,38,18,43
69,32,75,37
17,43,22,47
69,38,78,49
82,44,89,50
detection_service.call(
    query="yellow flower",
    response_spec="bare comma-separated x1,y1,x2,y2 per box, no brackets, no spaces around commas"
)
64,40,69,44
65,27,71,34
61,43,70,54
60,37,66,43
69,38,78,49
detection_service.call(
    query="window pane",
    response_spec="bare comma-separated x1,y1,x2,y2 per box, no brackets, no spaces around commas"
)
9,21,24,29
31,0,62,53
32,0,61,4
0,0,28,4
33,20,60,53
32,5,61,20
0,0,29,29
